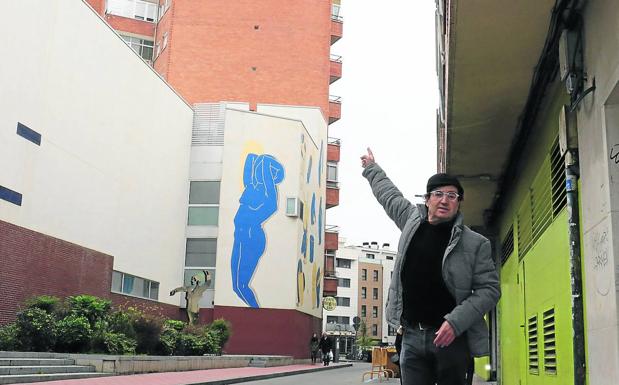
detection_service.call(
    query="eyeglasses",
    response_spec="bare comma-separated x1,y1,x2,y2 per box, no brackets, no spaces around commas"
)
428,190,460,202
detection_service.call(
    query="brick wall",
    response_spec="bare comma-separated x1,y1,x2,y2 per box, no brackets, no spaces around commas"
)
161,0,332,114
0,220,184,325
0,220,114,325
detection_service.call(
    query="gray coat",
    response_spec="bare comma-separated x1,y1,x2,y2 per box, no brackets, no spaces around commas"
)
363,163,500,356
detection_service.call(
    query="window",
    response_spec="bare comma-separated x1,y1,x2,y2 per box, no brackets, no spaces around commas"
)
337,278,351,288
373,288,379,300
111,271,159,300
327,316,350,324
327,162,338,187
366,253,375,259
185,238,216,267
335,297,350,307
159,0,171,17
361,269,367,281
373,270,379,281
188,181,220,226
286,197,300,217
336,258,351,268
372,324,378,336
386,255,394,260
184,238,216,290
388,325,397,336
361,287,367,299
107,0,158,22
372,306,378,318
361,305,366,317
120,35,154,62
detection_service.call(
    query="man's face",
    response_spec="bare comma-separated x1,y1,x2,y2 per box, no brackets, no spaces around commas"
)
426,185,460,224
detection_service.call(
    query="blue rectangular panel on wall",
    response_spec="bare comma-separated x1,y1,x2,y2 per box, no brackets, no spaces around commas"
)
16,122,41,145
0,185,22,206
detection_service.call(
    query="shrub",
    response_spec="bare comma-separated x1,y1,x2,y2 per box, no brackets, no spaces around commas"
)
101,332,137,355
55,315,92,353
130,310,164,354
206,318,231,354
24,296,61,314
164,319,185,332
15,308,57,351
107,310,137,340
158,327,180,355
0,323,20,351
67,295,111,327
177,333,211,356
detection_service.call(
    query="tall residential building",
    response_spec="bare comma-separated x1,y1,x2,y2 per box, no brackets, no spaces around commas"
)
323,239,397,357
83,0,344,357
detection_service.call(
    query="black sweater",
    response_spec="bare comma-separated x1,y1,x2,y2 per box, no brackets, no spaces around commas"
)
401,219,456,327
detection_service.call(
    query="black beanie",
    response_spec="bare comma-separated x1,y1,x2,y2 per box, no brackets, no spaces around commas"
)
426,173,464,199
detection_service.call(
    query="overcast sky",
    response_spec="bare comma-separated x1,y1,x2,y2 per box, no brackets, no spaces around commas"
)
328,0,439,249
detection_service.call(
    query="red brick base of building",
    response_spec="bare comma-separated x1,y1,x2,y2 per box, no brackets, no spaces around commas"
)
0,220,181,324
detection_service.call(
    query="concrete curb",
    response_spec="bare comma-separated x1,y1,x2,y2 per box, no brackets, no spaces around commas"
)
186,363,353,385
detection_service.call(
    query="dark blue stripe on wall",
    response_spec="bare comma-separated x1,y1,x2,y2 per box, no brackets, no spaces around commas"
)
0,185,22,206
16,122,41,146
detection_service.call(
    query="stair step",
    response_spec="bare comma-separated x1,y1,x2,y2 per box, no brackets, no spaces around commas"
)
0,365,95,375
0,372,112,385
0,359,74,367
0,353,67,359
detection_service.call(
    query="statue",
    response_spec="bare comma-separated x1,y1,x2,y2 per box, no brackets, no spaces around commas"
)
170,270,211,324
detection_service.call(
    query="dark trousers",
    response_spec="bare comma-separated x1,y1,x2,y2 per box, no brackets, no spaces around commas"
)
400,325,470,385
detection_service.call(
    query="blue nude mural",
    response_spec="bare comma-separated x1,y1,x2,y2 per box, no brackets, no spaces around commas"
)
231,153,285,308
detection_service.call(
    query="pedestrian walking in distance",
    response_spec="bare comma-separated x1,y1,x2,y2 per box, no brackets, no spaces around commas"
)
360,148,500,385
309,333,319,364
318,332,332,366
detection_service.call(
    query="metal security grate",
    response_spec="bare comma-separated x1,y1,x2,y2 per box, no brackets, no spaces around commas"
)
528,315,539,374
550,138,567,216
501,225,514,265
543,308,557,375
192,103,225,146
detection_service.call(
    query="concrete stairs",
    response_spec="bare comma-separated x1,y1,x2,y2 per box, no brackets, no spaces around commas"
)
0,352,113,384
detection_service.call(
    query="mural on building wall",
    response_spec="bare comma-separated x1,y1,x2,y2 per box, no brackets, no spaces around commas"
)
297,259,305,306
296,134,325,310
231,153,285,308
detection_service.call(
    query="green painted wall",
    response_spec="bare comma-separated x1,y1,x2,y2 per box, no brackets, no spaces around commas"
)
493,80,575,385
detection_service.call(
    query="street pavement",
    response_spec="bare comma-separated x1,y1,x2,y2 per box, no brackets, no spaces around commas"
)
242,362,399,384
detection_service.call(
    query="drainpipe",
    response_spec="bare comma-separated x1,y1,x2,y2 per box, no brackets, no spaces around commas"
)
564,146,586,385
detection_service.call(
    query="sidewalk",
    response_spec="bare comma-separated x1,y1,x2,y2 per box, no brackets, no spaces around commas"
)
16,363,352,385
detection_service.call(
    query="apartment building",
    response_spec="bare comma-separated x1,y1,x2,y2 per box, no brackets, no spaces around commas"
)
323,239,397,357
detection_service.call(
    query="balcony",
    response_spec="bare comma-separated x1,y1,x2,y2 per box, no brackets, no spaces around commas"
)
323,276,338,296
329,95,341,125
330,14,343,45
325,225,339,250
329,54,342,84
326,183,339,208
327,137,341,162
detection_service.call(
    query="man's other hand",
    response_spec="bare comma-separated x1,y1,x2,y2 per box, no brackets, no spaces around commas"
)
433,321,456,348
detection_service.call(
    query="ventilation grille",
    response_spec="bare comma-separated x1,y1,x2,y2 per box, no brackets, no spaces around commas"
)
550,138,567,216
518,136,566,259
501,225,514,265
543,308,557,375
192,103,225,146
528,315,539,375
517,193,533,259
